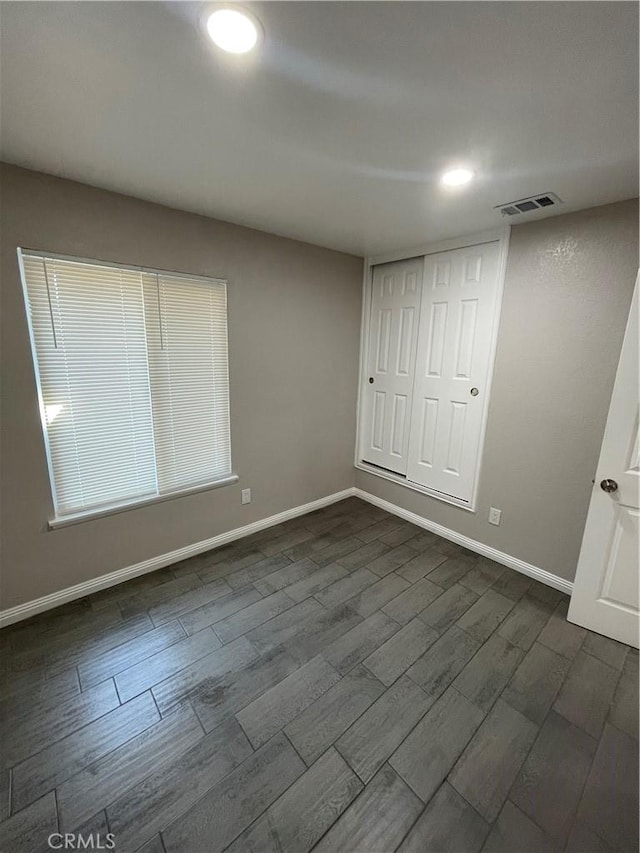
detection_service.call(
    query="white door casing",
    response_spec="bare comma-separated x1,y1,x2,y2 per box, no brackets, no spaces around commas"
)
568,275,640,648
361,258,424,475
406,242,501,503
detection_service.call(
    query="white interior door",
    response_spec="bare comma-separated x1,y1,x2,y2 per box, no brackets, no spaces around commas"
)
406,242,501,503
568,275,640,648
361,258,423,475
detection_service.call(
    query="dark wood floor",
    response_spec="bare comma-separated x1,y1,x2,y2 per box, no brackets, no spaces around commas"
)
0,497,638,853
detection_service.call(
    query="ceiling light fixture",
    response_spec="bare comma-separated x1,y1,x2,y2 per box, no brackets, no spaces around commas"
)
441,167,474,187
206,8,259,54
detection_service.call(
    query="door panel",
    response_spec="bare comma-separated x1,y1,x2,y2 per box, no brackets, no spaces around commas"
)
600,505,639,607
406,242,501,502
391,394,408,456
371,391,385,450
445,400,467,474
455,299,478,378
397,308,415,375
418,397,439,467
568,276,640,646
426,302,447,376
375,309,392,373
362,258,423,474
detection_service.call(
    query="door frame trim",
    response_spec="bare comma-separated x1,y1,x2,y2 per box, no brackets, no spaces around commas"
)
355,227,511,511
354,460,474,511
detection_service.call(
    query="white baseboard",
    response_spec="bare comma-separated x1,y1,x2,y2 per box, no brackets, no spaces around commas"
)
0,484,572,627
0,488,354,627
353,488,574,596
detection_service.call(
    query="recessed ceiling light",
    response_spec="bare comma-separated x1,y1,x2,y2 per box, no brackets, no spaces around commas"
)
206,8,259,54
441,168,474,187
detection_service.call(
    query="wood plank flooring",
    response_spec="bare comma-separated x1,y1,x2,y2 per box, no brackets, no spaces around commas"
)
0,497,637,852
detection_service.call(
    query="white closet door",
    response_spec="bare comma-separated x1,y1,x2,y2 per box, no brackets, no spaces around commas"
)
406,242,501,502
361,258,423,475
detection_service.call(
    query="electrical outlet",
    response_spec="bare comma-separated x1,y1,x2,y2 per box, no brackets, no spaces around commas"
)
488,507,502,526
241,488,251,505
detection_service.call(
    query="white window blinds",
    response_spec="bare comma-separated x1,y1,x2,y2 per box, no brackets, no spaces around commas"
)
143,272,232,492
20,252,232,519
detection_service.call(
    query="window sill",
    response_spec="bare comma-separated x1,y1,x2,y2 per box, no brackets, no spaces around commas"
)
48,474,239,530
354,462,476,513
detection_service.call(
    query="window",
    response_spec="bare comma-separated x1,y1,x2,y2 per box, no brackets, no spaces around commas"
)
19,251,233,522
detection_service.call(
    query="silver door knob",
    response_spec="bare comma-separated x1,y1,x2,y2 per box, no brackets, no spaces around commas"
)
470,387,479,397
600,479,618,493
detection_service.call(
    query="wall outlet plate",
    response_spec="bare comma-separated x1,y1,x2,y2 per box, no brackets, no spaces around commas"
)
488,507,502,526
241,488,251,505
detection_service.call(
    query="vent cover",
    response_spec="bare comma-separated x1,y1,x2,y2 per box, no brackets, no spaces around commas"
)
495,192,563,216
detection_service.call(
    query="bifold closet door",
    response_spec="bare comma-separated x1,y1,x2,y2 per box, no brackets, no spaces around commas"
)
406,242,501,502
361,258,423,475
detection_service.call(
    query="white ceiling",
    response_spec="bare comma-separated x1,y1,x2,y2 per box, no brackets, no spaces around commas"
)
1,1,638,256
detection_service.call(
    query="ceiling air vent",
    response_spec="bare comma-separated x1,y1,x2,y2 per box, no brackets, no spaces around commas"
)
495,192,563,216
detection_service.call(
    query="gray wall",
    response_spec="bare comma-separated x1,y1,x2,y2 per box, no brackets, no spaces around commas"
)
0,164,363,610
1,165,636,610
356,198,639,582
